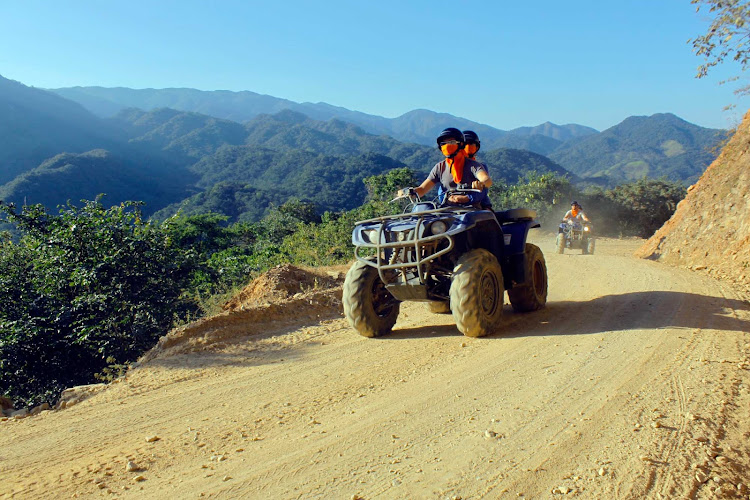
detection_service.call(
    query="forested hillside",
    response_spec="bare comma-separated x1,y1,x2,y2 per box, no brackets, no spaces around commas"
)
0,150,196,215
1,76,724,225
549,113,725,185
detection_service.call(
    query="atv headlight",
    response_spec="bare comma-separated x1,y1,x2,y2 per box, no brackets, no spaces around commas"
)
584,226,590,232
430,221,448,235
365,229,379,243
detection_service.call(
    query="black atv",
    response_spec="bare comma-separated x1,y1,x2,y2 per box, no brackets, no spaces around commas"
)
556,219,595,255
342,187,548,338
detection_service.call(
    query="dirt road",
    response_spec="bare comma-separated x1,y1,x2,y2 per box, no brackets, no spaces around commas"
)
2,236,749,499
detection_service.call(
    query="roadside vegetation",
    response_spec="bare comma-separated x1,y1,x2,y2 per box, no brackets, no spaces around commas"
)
0,170,685,407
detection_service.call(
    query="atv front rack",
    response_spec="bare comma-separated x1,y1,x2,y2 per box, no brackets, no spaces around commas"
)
353,208,460,286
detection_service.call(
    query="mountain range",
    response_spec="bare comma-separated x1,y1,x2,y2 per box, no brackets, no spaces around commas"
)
0,74,727,222
50,86,598,155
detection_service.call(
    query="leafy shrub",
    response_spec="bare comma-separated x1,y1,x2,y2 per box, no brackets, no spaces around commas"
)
279,201,396,266
602,178,686,237
0,200,200,407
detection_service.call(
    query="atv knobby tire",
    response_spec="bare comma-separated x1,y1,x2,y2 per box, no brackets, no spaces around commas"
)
508,243,548,312
450,249,504,338
556,233,565,254
587,238,596,255
428,301,451,314
343,260,400,337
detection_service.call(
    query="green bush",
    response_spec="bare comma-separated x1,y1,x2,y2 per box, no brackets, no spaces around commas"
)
279,201,396,266
603,178,686,237
0,200,200,407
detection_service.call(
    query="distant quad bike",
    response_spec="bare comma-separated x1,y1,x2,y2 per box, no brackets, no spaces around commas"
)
343,186,548,338
556,219,595,255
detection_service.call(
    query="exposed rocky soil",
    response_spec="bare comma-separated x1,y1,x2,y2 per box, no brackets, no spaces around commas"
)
636,111,750,293
2,236,749,499
221,264,343,312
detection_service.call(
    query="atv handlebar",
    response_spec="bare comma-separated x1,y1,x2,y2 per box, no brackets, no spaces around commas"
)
453,182,481,193
391,187,421,203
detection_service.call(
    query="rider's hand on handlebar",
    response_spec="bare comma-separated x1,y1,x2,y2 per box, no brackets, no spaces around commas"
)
448,194,470,204
471,180,485,190
396,187,416,198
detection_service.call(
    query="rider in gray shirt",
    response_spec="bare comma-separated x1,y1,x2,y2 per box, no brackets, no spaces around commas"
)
399,128,493,206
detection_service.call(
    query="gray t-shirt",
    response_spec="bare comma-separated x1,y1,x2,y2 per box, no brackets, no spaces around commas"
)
427,158,491,206
427,158,487,189
563,210,588,221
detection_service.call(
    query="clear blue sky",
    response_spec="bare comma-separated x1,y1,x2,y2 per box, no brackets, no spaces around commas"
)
0,0,744,131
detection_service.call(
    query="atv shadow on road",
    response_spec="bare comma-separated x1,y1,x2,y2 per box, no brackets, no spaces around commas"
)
386,324,469,340
389,291,749,339
501,290,750,339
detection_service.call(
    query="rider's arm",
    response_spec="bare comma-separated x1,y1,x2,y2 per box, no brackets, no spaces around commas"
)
581,212,590,222
473,169,493,189
562,210,572,220
414,179,435,198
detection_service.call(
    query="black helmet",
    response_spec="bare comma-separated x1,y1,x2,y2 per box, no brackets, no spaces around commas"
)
436,128,465,148
571,200,581,207
462,130,480,149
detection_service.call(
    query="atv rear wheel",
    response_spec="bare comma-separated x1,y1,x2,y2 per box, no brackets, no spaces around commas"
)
450,249,504,338
428,301,451,314
343,260,400,337
508,243,548,312
587,238,596,255
556,233,565,254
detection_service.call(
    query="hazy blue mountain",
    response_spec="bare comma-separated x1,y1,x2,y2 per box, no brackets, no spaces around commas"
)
488,134,563,156
548,113,725,185
49,86,598,151
52,86,298,123
0,75,121,184
506,122,598,142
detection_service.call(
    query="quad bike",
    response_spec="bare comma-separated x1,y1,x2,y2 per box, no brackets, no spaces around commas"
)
556,219,595,255
342,186,548,338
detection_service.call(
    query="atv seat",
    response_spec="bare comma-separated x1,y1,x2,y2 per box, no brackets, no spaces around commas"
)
495,208,537,223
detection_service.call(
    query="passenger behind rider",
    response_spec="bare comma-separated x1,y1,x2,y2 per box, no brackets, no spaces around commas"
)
398,128,493,207
562,201,590,223
462,130,493,209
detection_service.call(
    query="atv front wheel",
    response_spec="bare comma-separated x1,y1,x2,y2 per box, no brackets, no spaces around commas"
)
343,260,400,337
428,301,451,314
508,243,548,312
556,233,565,254
587,239,596,255
450,249,504,338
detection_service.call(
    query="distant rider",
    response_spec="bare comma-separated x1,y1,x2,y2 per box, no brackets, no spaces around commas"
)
397,128,493,207
562,201,590,223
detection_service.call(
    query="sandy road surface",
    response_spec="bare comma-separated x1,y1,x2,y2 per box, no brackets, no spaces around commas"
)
2,237,750,499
